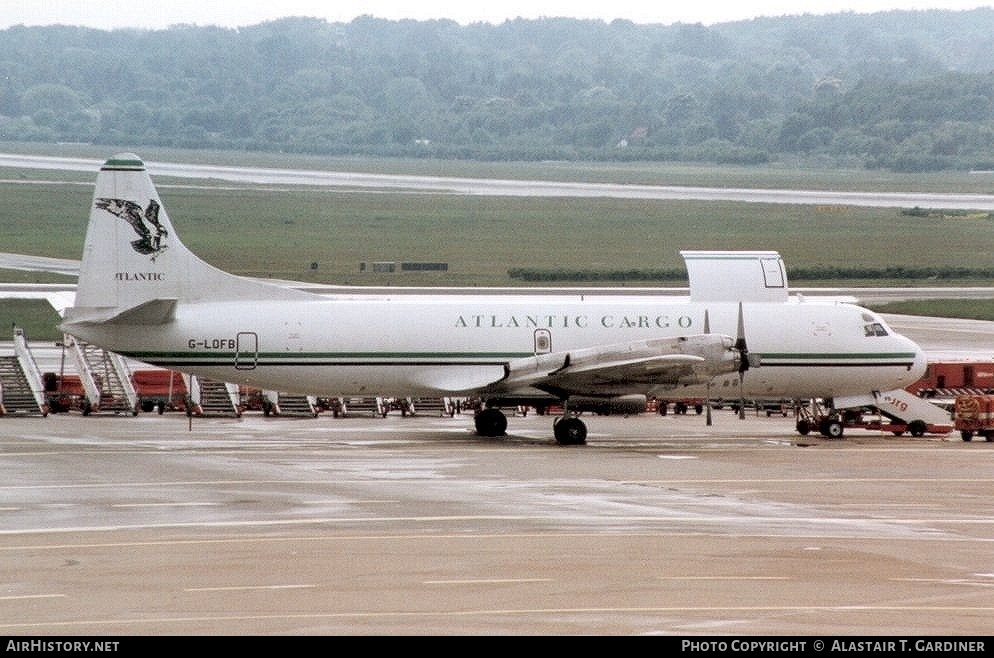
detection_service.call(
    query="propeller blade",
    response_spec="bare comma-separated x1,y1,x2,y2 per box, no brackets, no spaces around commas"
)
735,301,749,374
736,301,747,419
738,374,746,419
704,308,714,425
706,382,713,426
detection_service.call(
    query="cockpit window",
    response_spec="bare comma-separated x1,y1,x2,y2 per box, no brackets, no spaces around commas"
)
861,312,889,337
864,322,888,337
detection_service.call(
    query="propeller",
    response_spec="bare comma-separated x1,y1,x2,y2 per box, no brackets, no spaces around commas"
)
704,309,712,426
735,301,749,420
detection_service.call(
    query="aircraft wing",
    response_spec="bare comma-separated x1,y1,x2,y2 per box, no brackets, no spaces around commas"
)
495,333,741,398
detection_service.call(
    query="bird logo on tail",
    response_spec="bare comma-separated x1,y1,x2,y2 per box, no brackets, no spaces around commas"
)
95,198,169,260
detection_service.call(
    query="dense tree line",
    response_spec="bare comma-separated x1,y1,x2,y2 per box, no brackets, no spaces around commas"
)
508,265,994,282
3,10,994,170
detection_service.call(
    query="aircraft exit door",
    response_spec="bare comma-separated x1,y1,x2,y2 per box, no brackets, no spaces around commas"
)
235,332,258,369
534,329,552,354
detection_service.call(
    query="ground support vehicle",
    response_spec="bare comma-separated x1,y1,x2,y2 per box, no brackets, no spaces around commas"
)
132,369,188,413
952,394,994,442
907,360,994,411
795,389,952,439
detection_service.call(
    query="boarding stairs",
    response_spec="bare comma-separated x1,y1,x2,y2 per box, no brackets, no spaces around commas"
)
0,328,48,416
408,397,457,417
64,335,138,415
187,376,241,417
833,388,954,435
261,391,318,417
336,396,388,417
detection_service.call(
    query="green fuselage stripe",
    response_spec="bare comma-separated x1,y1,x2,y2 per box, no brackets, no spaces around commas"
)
120,350,918,368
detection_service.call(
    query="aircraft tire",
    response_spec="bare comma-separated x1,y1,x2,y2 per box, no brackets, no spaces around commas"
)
908,420,927,438
474,408,507,437
553,417,587,445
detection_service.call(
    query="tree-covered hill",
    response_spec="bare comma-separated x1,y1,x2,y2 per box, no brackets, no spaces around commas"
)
2,9,994,170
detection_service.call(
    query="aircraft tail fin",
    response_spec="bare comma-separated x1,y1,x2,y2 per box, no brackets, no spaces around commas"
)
64,153,309,326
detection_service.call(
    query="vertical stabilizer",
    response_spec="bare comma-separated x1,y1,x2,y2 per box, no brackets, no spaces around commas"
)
65,153,309,325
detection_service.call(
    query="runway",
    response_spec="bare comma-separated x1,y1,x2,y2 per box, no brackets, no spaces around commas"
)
4,152,994,209
2,408,994,636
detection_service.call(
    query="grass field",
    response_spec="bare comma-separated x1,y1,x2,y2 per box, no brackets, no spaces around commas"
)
3,144,994,341
7,171,994,286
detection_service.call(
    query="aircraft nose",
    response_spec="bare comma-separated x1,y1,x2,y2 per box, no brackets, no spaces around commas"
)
908,337,928,381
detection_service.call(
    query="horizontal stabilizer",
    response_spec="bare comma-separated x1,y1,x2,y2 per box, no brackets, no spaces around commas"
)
63,298,178,326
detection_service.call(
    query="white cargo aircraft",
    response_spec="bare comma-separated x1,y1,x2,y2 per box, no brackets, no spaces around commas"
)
60,153,928,444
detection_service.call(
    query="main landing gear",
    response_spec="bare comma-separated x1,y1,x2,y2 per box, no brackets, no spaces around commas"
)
473,407,508,437
552,416,587,445
473,403,588,446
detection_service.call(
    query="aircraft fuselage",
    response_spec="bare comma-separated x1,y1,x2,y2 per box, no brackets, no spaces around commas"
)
69,293,925,400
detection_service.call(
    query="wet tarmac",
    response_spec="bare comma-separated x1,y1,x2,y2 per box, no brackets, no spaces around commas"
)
2,408,993,636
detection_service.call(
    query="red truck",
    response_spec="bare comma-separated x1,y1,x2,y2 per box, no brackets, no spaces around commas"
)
909,360,994,406
131,369,188,413
953,394,994,442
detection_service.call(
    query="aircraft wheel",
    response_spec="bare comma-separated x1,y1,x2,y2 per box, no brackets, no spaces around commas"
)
553,417,587,445
474,407,507,437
